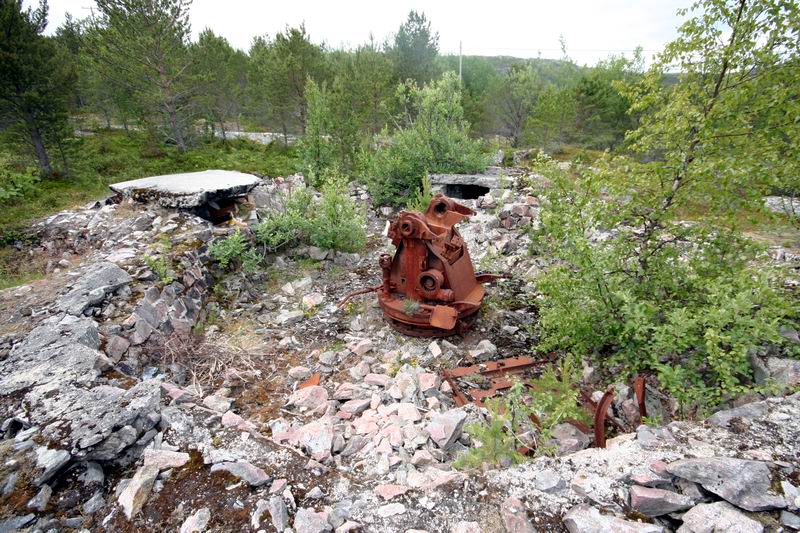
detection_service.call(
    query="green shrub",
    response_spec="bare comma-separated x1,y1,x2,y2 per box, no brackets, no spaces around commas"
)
365,72,489,206
309,178,367,252
254,187,314,252
406,173,432,213
144,255,174,284
531,156,799,412
208,229,260,272
0,152,40,202
255,173,366,254
454,397,527,469
298,79,334,182
455,358,588,469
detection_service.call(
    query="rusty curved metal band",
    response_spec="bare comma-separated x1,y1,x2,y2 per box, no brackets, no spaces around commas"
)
633,375,647,422
337,284,382,308
593,388,616,448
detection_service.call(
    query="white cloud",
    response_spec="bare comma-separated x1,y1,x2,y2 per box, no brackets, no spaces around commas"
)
38,0,690,65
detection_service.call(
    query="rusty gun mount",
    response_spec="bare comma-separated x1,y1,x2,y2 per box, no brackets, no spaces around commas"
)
341,193,501,337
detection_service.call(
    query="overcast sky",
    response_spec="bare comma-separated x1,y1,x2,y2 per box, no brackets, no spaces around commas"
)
37,0,690,66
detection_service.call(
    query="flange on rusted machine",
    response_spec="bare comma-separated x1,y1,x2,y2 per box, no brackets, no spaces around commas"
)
340,193,500,337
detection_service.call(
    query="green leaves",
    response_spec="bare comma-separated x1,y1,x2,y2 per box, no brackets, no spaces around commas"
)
366,72,489,206
0,0,75,175
254,176,366,254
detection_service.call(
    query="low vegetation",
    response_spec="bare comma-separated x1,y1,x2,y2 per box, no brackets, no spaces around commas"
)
455,358,588,468
254,175,366,254
0,130,298,235
0,0,798,452
363,73,489,205
208,173,366,272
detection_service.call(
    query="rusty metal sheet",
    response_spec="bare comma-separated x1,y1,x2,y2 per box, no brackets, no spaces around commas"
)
430,305,458,330
298,373,320,389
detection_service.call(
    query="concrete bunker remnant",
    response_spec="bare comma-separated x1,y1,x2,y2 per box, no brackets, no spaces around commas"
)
429,168,503,201
443,183,491,200
109,169,262,223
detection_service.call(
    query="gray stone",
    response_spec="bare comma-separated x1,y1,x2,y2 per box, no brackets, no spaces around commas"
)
532,469,566,494
340,399,371,416
376,503,406,517
34,447,70,485
86,424,137,461
0,315,101,396
32,379,161,457
429,173,501,192
117,464,160,519
333,252,360,267
782,480,800,510
452,522,482,533
426,408,467,450
202,394,232,412
307,486,324,499
666,457,785,511
55,262,132,315
469,339,497,358
27,484,52,511
287,385,328,412
293,507,332,533
267,496,289,531
500,496,535,533
250,498,268,529
675,479,707,504
0,514,35,533
179,507,211,533
563,504,663,533
708,401,770,428
764,357,800,387
210,461,269,486
143,449,190,469
61,516,84,528
82,492,105,514
676,501,763,533
550,423,590,455
335,521,361,533
130,318,154,345
781,511,800,530
629,485,694,517
276,309,304,326
2,473,17,496
307,247,329,261
287,418,334,458
110,170,261,208
80,462,104,485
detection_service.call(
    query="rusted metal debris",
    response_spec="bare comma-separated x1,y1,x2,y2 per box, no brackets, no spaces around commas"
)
441,355,650,449
340,193,500,337
592,388,616,449
443,356,549,407
298,373,321,389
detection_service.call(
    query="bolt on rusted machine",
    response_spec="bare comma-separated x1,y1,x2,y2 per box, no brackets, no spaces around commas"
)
341,194,500,337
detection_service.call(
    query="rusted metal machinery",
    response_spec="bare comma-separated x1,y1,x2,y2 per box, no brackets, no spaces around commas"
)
442,355,651,449
340,194,499,337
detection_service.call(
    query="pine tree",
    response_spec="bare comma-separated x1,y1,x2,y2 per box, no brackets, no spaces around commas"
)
89,0,194,152
0,0,75,176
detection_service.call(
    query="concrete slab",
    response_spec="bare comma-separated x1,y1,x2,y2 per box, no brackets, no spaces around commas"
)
110,170,262,208
429,168,502,192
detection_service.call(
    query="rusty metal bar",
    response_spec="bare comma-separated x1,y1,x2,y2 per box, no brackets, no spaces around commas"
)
593,388,615,448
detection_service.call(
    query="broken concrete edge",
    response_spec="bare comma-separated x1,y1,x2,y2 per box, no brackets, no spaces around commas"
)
109,169,263,209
